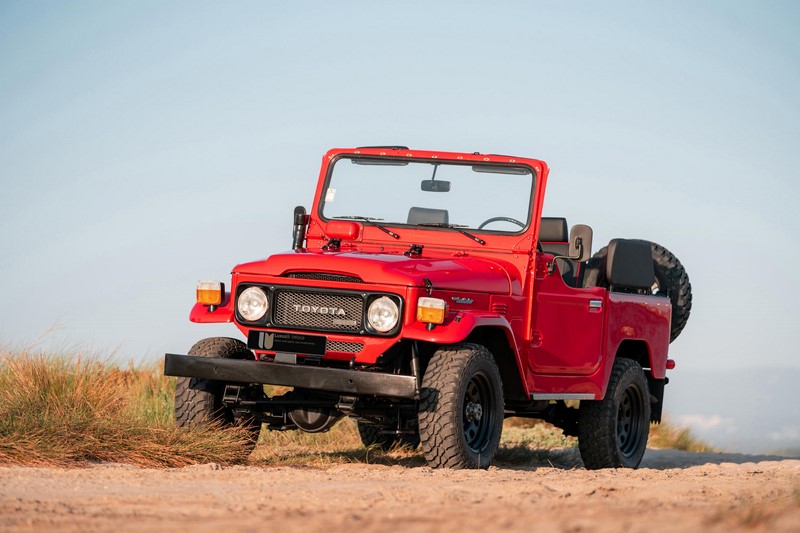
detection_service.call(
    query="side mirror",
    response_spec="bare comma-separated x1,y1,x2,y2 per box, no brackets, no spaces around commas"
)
421,179,451,192
292,206,308,251
568,224,593,262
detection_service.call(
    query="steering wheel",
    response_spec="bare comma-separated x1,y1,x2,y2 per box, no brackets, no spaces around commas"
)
478,216,525,230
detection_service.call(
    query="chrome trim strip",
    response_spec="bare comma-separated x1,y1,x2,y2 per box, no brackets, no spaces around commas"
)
532,393,596,400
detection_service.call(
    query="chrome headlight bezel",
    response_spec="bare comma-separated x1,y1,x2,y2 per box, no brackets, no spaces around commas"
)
237,286,269,322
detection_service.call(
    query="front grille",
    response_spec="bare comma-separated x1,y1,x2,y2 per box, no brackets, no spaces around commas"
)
274,290,363,332
326,340,364,353
285,272,363,283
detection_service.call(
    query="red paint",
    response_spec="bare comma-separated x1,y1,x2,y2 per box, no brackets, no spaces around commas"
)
235,252,514,294
325,220,361,241
189,299,233,323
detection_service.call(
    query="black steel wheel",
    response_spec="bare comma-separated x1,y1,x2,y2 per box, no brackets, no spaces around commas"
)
418,343,503,469
578,358,650,469
616,379,647,457
463,371,495,452
174,337,262,449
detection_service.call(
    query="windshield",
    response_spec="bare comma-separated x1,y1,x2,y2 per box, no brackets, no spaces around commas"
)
320,157,534,233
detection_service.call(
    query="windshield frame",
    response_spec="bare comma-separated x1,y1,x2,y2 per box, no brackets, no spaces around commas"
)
316,154,538,236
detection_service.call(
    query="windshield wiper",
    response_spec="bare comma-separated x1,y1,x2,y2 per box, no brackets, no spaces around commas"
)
416,223,486,245
334,216,401,239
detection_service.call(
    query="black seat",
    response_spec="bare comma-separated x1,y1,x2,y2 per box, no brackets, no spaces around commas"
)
539,217,569,255
407,207,449,225
606,239,655,291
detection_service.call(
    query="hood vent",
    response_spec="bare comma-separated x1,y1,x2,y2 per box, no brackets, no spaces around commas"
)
285,272,363,283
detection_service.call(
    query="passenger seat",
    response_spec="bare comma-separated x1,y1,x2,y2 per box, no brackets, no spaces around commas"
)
407,207,449,225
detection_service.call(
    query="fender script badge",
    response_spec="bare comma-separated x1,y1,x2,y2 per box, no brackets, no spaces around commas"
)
451,296,474,305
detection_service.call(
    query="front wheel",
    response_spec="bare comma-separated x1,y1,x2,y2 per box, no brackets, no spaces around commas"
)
578,358,650,469
418,343,503,469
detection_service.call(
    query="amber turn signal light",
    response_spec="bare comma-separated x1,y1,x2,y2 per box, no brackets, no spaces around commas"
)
196,280,224,306
416,297,447,324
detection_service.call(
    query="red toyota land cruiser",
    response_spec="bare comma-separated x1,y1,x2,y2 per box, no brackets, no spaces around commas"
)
165,146,691,469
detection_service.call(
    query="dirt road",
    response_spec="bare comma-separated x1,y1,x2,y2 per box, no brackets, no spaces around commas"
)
1,450,798,532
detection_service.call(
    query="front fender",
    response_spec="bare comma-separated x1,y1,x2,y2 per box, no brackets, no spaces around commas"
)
403,312,514,344
189,298,234,323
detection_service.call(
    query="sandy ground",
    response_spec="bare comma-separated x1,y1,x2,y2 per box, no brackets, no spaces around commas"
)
1,450,798,532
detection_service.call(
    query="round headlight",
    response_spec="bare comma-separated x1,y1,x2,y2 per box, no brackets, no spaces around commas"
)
367,296,399,333
238,287,269,322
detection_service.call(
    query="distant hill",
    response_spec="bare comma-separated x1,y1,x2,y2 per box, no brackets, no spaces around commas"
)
767,447,800,458
664,366,800,455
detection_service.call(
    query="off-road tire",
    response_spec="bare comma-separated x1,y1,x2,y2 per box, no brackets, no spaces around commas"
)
578,358,650,469
357,422,420,451
418,343,503,469
582,240,692,342
174,337,262,446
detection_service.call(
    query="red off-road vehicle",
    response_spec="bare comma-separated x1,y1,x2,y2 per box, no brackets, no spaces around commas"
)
165,147,691,469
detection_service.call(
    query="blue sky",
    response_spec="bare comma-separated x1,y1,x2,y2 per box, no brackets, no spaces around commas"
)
1,1,799,447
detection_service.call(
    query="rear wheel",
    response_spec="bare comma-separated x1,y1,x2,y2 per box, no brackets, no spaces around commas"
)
174,337,262,447
578,358,650,469
418,343,503,469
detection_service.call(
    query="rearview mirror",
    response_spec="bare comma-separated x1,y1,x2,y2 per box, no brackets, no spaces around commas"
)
421,180,451,192
568,224,593,262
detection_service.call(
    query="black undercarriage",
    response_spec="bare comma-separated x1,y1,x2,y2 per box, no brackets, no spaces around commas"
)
219,380,579,438
164,347,581,437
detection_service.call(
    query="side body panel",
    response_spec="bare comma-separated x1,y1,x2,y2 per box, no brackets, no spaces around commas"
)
528,269,672,399
604,293,672,379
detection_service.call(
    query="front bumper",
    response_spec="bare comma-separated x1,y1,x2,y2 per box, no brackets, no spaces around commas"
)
164,353,417,399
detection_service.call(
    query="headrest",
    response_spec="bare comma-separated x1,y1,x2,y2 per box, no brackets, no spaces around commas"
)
606,239,655,290
407,207,449,225
540,217,568,242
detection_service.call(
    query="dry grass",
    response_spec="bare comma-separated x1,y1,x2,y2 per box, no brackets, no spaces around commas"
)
504,413,716,455
649,418,717,453
0,347,713,468
0,349,253,467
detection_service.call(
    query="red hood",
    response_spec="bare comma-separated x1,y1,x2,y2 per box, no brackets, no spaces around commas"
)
234,251,513,294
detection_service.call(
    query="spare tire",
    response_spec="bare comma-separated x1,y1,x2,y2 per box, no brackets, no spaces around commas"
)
582,240,692,342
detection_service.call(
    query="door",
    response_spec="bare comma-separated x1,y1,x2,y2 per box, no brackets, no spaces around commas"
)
529,278,606,375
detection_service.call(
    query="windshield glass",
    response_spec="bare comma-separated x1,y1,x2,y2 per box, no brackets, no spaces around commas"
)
321,157,534,233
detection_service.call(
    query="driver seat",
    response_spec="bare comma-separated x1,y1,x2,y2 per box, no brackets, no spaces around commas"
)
407,207,449,225
540,217,578,287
